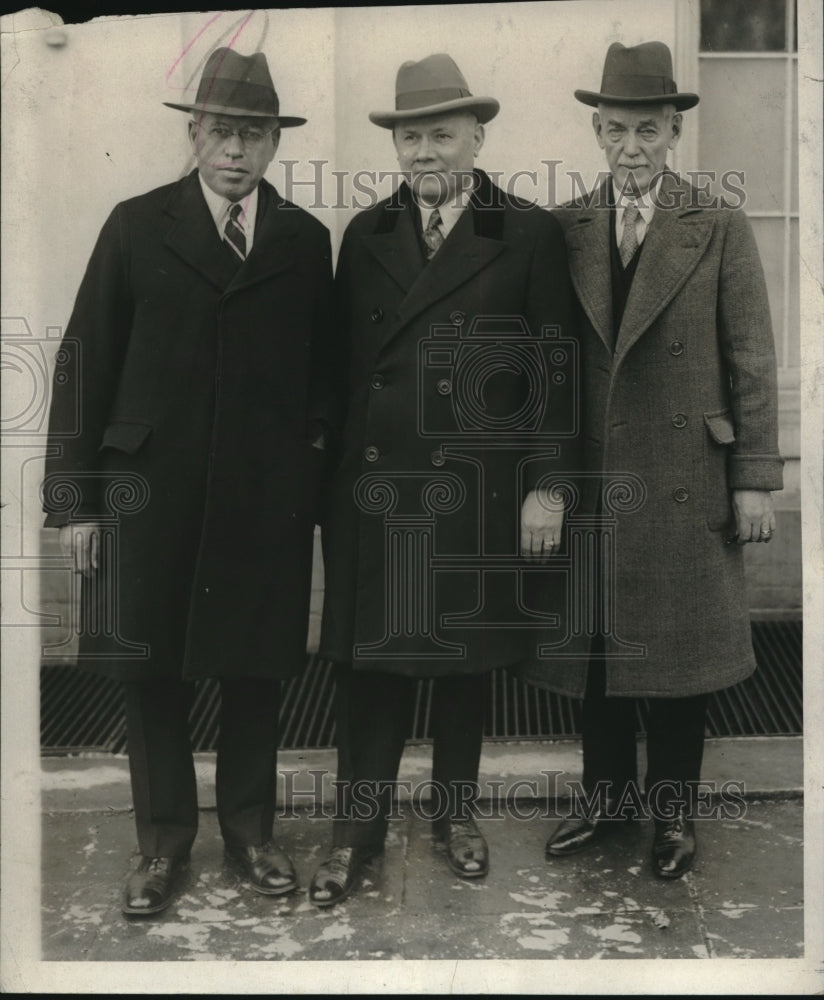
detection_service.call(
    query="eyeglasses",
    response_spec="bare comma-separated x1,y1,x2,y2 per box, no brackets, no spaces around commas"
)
192,122,278,147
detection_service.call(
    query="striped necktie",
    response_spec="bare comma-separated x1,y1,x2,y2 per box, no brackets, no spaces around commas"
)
619,203,641,268
422,208,444,260
224,202,246,262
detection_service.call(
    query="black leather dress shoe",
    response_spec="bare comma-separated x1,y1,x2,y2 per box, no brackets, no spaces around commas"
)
652,811,696,878
225,841,298,896
122,855,188,916
434,816,489,878
545,805,625,858
308,846,372,908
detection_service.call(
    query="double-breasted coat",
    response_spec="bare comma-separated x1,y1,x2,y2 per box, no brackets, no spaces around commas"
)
43,170,336,682
319,170,578,677
519,174,784,698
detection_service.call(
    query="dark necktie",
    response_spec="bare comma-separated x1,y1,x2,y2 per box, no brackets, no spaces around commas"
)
422,208,444,260
619,203,641,268
224,202,246,262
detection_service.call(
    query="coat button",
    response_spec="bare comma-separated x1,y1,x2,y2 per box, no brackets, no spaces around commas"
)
370,308,384,323
670,341,684,356
436,378,452,395
673,487,689,503
449,310,466,325
364,446,380,462
371,373,385,390
431,450,446,467
672,413,688,429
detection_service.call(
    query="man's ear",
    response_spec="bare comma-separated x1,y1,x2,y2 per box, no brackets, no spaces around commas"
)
473,122,485,157
270,129,281,159
669,112,683,149
592,111,605,149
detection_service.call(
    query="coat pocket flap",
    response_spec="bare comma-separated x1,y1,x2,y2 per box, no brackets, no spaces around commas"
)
703,410,736,445
99,420,153,454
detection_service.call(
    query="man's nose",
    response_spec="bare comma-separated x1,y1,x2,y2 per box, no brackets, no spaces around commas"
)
223,132,245,156
622,132,641,156
415,137,434,161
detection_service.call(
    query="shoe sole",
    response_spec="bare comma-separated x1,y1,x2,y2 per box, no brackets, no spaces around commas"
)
122,898,175,916
653,854,696,879
224,854,298,896
545,838,600,858
121,860,189,916
307,848,382,908
545,818,631,858
447,861,489,879
433,827,489,879
308,870,361,908
308,881,357,908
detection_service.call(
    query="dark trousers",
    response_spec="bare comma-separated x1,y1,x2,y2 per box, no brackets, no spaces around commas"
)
332,665,486,849
124,676,281,859
581,658,708,818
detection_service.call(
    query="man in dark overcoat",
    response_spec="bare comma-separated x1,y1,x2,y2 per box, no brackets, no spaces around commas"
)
42,48,336,914
520,42,783,878
309,54,577,906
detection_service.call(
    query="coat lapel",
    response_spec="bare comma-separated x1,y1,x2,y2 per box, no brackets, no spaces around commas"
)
366,172,507,346
362,195,426,297
163,171,237,291
163,173,297,294
614,175,716,361
227,180,300,294
563,182,613,352
395,209,505,332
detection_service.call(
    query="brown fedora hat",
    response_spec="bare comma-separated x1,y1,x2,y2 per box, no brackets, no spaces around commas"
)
575,41,699,110
369,53,499,128
164,47,306,126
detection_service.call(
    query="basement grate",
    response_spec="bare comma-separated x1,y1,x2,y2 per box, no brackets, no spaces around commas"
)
40,619,802,754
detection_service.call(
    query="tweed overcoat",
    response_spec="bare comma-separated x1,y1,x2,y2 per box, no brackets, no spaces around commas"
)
519,175,783,698
43,170,336,682
319,171,579,677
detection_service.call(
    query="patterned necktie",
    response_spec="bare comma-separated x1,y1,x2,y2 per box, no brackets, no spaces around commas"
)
619,203,641,268
422,208,444,260
224,202,246,262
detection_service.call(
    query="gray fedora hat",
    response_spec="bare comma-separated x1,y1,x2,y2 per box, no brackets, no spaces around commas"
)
575,41,699,111
164,47,306,126
369,53,499,128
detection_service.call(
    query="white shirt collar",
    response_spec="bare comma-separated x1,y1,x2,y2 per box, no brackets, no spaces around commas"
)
417,181,473,239
198,173,258,249
612,175,660,227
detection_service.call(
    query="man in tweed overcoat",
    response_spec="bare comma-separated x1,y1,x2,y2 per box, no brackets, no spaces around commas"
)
520,42,783,878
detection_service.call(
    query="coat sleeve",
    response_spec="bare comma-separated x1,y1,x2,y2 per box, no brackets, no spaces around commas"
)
523,210,582,492
42,204,133,526
717,210,784,491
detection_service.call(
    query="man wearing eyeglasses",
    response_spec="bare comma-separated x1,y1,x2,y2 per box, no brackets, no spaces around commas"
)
43,48,337,916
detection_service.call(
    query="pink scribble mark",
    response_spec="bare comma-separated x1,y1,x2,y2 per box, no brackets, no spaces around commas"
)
225,10,255,54
166,9,255,115
165,11,223,83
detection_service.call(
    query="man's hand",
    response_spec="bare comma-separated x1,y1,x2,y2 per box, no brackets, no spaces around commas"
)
728,490,775,544
520,487,565,562
59,522,101,576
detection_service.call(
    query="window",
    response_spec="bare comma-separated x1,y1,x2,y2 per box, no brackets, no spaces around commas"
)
698,0,799,372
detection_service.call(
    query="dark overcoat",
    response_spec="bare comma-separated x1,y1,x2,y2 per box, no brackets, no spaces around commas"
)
319,171,578,677
519,174,784,698
43,170,336,681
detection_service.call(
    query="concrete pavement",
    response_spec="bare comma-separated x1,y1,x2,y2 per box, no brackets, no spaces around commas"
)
40,737,804,963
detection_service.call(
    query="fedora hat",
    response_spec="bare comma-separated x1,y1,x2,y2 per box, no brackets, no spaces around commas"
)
575,41,699,111
369,53,499,128
164,47,306,126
